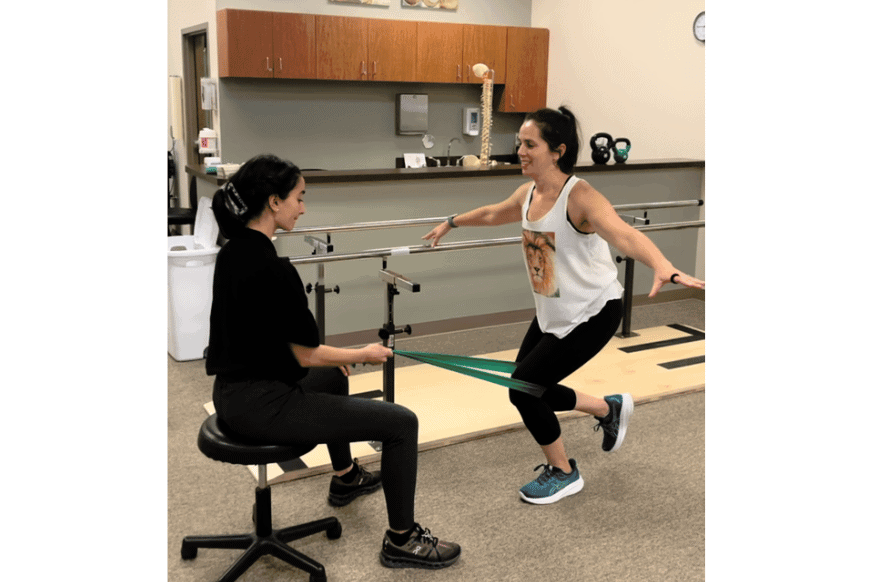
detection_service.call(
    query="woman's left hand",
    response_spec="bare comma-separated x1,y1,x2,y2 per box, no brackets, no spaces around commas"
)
649,269,705,298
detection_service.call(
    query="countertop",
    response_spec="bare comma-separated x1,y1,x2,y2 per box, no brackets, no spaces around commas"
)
186,158,704,186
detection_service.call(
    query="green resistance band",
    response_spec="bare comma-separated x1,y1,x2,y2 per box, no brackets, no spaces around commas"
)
393,350,545,398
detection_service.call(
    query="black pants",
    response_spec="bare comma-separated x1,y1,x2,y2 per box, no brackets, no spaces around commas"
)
213,367,419,531
510,299,623,446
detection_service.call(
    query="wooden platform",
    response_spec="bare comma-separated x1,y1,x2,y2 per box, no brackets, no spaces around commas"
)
204,323,704,485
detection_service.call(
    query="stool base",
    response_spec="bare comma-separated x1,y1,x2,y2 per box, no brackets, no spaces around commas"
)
182,485,342,582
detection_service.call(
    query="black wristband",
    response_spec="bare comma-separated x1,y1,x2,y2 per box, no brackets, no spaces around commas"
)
670,273,680,284
447,214,458,228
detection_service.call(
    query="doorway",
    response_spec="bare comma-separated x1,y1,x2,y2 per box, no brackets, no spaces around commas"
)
182,24,213,168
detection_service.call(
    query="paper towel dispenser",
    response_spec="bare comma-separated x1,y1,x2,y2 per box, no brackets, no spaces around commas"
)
396,94,428,135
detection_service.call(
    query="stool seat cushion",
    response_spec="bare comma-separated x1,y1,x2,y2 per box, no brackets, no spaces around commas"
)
197,414,316,466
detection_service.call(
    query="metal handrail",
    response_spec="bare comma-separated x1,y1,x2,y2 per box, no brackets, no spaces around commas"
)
278,199,703,237
287,220,704,265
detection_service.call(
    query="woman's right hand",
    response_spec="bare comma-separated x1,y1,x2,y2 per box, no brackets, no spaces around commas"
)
422,221,453,247
360,343,394,365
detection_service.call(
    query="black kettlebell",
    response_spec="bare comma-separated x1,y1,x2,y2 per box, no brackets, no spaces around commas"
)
611,138,631,163
590,133,613,164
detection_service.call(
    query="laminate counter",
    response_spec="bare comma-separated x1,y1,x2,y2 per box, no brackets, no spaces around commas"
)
185,158,704,187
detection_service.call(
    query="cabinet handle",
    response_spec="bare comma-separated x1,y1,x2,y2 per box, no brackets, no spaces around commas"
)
266,57,273,73
278,58,282,72
457,65,461,81
467,64,471,81
373,61,377,77
361,61,367,78
511,95,516,109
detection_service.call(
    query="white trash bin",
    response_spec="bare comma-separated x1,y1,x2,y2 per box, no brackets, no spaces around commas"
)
168,197,220,361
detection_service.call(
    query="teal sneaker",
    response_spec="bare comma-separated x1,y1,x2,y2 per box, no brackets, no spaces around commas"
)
518,459,584,505
594,393,634,452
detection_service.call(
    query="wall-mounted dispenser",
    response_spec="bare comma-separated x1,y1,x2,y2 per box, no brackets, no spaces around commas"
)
396,94,428,135
463,107,480,136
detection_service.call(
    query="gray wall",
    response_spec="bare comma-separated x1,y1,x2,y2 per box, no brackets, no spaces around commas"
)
204,0,703,340
220,80,526,170
215,0,534,170
275,168,704,338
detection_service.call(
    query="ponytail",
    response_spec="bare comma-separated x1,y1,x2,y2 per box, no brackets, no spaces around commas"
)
210,154,302,240
211,186,247,240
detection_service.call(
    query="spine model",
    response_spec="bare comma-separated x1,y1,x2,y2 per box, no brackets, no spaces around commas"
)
473,63,494,167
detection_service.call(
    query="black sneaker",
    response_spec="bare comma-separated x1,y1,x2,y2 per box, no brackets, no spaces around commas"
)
327,460,382,507
593,393,634,452
380,523,461,569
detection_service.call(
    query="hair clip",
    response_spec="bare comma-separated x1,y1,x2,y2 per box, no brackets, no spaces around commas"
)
222,182,248,217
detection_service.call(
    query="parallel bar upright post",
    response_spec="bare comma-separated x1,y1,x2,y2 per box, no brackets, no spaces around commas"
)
304,235,334,344
315,262,326,344
383,283,396,403
616,257,639,338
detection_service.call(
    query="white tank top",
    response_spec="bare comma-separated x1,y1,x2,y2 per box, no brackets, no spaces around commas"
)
520,175,624,338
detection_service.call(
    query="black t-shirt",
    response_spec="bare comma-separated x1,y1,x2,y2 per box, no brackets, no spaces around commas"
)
205,227,320,384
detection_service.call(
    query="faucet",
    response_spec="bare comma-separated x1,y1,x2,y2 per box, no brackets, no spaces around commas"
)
447,138,462,166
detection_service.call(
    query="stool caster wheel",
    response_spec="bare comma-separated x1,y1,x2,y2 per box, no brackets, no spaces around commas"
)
180,541,197,560
326,521,342,540
310,573,327,582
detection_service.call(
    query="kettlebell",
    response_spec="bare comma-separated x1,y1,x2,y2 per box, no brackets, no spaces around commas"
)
590,133,613,164
611,138,631,163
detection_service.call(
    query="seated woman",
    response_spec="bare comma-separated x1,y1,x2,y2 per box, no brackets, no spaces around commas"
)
205,154,460,569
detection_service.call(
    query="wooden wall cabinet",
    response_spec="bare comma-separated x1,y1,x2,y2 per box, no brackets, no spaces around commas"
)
217,8,547,110
499,27,549,113
416,22,465,83
368,19,417,82
217,9,315,79
273,12,317,79
316,15,416,82
462,25,507,84
315,15,368,81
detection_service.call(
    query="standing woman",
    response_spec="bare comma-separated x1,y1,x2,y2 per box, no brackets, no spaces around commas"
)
206,154,460,569
423,108,704,504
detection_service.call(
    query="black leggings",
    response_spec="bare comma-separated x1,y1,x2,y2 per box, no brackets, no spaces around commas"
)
213,367,419,531
510,299,623,446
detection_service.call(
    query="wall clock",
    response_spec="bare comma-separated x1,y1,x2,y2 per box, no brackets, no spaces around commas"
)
694,12,705,43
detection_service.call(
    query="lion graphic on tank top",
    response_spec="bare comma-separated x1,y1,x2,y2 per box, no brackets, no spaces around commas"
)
523,230,560,298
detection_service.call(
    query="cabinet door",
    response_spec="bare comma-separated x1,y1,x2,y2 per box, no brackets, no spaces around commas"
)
217,9,274,78
316,15,369,81
462,25,507,84
369,20,417,82
501,27,549,112
416,22,464,83
273,12,316,79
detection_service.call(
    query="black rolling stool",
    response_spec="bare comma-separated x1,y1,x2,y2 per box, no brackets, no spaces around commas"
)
181,414,342,582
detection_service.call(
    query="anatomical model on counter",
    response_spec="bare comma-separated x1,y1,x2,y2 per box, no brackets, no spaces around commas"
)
472,63,496,168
